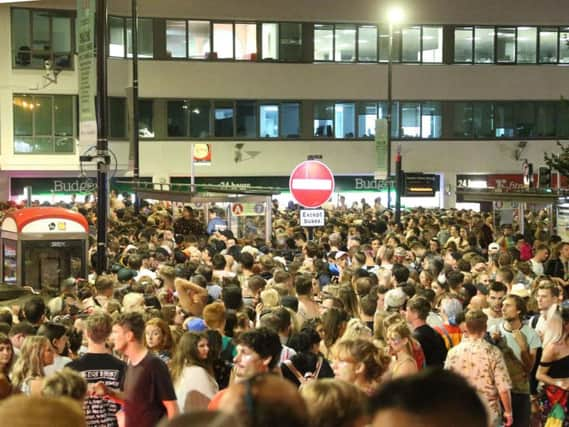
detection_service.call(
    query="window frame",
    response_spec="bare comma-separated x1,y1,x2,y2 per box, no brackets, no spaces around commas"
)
13,94,77,154
12,8,76,70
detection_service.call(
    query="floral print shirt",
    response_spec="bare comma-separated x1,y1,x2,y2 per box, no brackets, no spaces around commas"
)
445,336,512,422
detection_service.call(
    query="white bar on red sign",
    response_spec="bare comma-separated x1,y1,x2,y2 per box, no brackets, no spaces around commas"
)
291,179,332,190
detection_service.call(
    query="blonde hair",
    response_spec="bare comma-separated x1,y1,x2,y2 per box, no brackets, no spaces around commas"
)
122,292,145,312
386,321,414,356
335,339,391,383
11,335,50,391
340,318,372,342
0,395,85,427
300,379,368,427
42,368,87,401
260,288,280,309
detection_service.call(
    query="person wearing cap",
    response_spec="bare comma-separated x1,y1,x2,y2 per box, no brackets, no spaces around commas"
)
383,288,407,313
488,242,501,256
489,294,540,427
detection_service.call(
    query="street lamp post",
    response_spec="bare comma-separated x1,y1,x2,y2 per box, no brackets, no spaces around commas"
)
386,6,403,219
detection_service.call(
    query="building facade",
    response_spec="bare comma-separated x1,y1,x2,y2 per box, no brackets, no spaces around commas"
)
0,0,568,207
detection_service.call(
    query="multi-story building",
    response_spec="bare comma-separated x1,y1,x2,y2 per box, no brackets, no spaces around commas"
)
0,0,568,207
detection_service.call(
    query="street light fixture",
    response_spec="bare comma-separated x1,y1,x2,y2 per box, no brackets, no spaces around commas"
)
386,6,404,221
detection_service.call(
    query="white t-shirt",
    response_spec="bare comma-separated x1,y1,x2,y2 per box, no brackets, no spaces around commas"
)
44,354,73,376
174,365,219,413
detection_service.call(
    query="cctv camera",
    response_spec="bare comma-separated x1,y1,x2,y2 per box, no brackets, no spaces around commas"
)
44,60,52,70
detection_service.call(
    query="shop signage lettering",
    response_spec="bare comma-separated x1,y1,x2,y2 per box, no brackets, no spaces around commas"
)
53,179,96,193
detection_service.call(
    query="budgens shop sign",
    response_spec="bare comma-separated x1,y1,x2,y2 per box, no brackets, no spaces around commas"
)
10,177,146,197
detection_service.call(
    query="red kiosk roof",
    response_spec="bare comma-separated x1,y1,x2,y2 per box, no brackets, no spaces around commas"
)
4,207,89,233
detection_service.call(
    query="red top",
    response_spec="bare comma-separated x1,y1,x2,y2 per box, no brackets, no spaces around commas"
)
3,207,89,232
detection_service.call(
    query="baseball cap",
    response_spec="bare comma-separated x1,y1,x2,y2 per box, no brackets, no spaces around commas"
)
186,317,207,332
117,268,137,282
335,251,348,260
510,283,530,298
384,288,407,310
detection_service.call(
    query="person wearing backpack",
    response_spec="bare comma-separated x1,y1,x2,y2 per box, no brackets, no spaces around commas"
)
281,327,333,388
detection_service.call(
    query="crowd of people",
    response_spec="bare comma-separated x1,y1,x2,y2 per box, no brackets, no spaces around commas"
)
0,195,567,427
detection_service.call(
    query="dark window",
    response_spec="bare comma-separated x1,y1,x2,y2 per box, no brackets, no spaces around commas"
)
281,102,300,137
214,102,234,137
473,103,493,138
12,8,74,69
514,102,536,137
236,101,257,137
279,23,302,61
139,100,154,138
452,102,473,138
313,102,334,136
167,100,189,137
494,103,514,137
536,102,556,136
190,100,211,138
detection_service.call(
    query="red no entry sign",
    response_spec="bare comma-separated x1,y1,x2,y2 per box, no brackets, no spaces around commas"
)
289,160,335,208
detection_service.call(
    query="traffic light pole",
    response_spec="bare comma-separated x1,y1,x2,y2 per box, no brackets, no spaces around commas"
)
95,0,110,274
